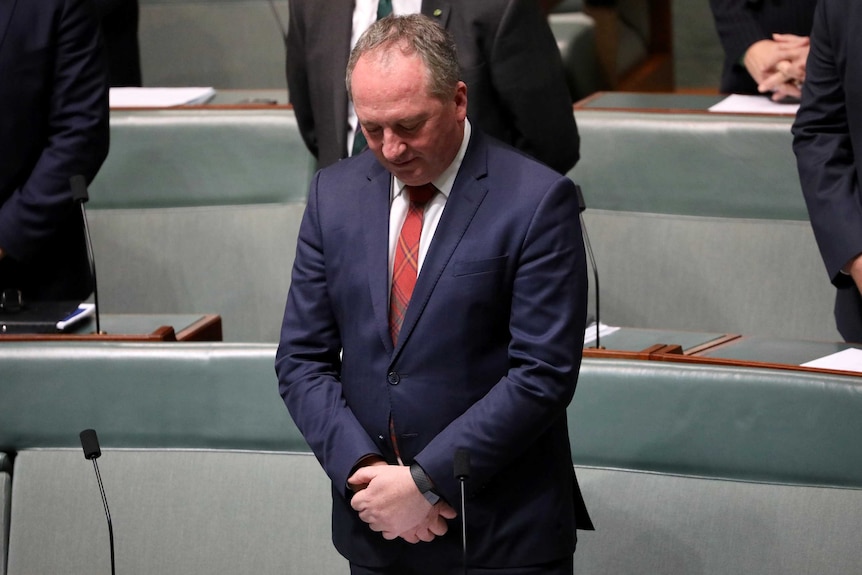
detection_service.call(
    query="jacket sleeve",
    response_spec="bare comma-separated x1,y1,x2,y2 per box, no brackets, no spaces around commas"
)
792,0,862,287
0,0,109,260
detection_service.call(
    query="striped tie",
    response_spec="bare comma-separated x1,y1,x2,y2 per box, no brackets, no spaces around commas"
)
389,184,436,344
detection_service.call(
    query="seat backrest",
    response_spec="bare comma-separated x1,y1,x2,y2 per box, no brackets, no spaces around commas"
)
138,0,289,88
0,342,302,453
570,110,838,341
573,465,862,575
5,449,347,575
572,358,862,489
88,109,314,342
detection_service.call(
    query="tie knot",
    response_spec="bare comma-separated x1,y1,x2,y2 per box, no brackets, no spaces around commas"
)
405,184,436,206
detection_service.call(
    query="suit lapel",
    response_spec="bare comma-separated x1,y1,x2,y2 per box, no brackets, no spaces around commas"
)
360,162,398,354
0,0,18,55
393,131,490,356
421,1,451,27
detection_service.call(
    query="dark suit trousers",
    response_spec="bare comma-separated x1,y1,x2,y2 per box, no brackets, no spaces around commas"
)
349,556,574,575
835,287,862,343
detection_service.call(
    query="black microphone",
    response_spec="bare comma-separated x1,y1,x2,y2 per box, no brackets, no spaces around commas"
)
574,185,601,349
70,175,102,335
454,448,471,575
79,429,115,575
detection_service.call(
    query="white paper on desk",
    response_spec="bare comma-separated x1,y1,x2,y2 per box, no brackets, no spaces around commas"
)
583,322,620,346
800,348,862,373
708,94,799,115
110,87,216,108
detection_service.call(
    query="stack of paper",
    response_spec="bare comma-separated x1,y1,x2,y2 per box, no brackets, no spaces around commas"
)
109,87,216,108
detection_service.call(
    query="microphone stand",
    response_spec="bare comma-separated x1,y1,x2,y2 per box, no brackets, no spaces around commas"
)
80,429,115,575
575,185,601,349
454,448,471,575
70,175,101,335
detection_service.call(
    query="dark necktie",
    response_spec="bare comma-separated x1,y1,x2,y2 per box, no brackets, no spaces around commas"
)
389,183,436,344
350,0,395,156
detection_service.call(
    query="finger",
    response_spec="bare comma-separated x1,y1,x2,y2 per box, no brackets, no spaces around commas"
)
758,71,787,94
437,503,458,520
417,528,436,543
381,530,400,541
772,33,809,46
400,531,420,544
347,466,376,487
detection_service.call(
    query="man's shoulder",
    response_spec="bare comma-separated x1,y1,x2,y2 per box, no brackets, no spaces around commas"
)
473,130,570,183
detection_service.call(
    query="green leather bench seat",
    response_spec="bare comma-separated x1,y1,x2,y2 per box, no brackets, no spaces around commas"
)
90,110,310,209
570,109,838,342
571,359,862,488
4,344,860,486
88,109,313,343
571,111,804,220
0,343,302,452
3,343,861,574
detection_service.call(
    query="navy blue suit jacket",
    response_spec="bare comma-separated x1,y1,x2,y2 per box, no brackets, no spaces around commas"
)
0,0,109,301
793,0,862,342
276,129,591,568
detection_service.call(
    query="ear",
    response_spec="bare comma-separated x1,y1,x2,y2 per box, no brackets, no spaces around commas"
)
454,81,468,121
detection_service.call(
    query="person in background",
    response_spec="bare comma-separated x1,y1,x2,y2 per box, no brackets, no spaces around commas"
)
792,0,862,342
286,0,580,174
710,0,817,101
276,13,592,575
0,0,109,303
94,0,143,87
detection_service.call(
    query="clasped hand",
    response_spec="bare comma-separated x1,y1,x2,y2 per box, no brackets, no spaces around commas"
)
348,464,457,543
745,34,810,102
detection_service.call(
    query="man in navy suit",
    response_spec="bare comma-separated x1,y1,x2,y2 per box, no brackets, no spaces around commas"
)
276,14,591,574
285,0,579,175
793,0,862,343
0,0,109,303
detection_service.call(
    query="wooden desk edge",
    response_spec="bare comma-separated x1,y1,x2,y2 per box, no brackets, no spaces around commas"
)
650,351,862,380
176,314,223,342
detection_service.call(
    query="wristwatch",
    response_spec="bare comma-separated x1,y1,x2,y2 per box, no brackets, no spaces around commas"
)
410,462,440,505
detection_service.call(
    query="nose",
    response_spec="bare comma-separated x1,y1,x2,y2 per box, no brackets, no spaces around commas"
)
381,129,406,161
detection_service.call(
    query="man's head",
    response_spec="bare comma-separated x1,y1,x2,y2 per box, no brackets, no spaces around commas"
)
346,14,467,186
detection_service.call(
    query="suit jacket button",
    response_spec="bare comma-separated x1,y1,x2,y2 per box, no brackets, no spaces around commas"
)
387,372,400,385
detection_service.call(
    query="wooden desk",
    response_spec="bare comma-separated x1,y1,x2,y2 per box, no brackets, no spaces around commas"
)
653,335,862,379
587,326,862,379
584,326,734,360
575,91,724,113
0,314,222,342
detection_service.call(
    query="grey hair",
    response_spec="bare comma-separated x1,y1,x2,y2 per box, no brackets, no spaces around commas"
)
346,13,460,102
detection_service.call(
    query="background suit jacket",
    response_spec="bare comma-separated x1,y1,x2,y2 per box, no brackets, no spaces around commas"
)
710,0,817,94
285,0,579,174
276,129,591,568
0,0,109,301
793,0,862,342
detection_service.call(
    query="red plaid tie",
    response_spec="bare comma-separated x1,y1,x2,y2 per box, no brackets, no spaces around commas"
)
389,183,436,344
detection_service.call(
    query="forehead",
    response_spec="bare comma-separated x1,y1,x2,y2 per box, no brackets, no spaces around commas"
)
351,50,434,114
